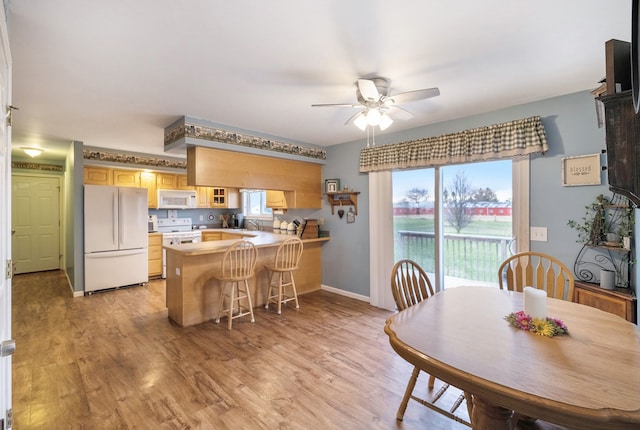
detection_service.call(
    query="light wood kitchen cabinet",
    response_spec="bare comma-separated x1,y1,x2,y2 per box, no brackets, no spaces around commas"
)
202,231,222,241
202,231,248,241
113,169,141,187
187,146,322,209
574,281,637,323
156,173,178,189
140,171,158,208
196,186,210,208
210,187,240,208
84,166,112,185
177,175,194,190
148,233,163,278
266,190,288,209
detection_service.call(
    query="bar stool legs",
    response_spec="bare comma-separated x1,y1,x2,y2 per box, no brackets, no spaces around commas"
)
216,278,255,330
265,270,299,315
212,240,258,330
264,237,304,315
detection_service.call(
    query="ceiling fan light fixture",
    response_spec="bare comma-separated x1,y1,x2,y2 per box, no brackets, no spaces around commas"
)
366,108,382,126
379,113,393,130
353,113,367,131
21,147,43,157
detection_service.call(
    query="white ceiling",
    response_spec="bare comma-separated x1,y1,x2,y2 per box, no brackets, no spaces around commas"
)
7,1,632,161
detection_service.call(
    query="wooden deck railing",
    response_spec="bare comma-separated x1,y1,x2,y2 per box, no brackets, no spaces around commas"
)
397,230,514,283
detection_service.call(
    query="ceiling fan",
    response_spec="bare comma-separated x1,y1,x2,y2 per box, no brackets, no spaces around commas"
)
311,77,440,131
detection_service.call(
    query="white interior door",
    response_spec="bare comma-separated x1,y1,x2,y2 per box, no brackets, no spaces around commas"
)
11,175,61,274
0,2,13,426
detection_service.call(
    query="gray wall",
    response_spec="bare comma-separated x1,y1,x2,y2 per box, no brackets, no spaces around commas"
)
320,90,611,297
64,140,84,293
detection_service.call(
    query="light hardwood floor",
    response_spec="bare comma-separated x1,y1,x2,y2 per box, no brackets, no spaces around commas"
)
11,271,565,430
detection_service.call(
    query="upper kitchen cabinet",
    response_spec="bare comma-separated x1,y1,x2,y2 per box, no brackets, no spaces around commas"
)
211,187,240,208
177,175,194,190
140,171,158,208
113,169,141,187
156,173,178,189
156,173,194,190
266,190,289,209
196,186,210,208
84,166,112,185
187,146,322,209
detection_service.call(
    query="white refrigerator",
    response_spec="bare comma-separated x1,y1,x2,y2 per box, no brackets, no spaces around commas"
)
84,184,148,293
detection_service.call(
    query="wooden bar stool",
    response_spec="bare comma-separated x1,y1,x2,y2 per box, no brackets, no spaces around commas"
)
265,236,303,314
213,240,258,329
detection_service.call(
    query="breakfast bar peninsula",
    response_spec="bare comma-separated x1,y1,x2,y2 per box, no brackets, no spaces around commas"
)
164,230,329,327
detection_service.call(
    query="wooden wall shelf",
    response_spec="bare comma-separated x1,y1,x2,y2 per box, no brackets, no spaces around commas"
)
326,191,359,215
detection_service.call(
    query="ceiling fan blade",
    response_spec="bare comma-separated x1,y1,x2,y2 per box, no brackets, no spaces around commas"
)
344,110,365,125
311,103,358,108
357,79,380,101
388,87,440,105
386,105,414,121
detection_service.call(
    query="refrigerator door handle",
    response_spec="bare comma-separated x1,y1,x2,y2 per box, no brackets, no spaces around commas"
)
85,248,146,258
113,192,118,245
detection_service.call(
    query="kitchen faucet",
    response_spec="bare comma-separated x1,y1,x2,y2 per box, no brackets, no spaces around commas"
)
246,219,261,231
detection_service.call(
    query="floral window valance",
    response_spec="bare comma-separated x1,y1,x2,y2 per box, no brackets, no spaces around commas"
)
359,116,548,172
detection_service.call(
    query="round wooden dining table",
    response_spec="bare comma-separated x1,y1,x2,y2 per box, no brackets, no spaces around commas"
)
384,286,640,430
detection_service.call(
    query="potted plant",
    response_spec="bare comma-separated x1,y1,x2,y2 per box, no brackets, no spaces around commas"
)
567,194,632,247
618,206,634,249
567,194,607,245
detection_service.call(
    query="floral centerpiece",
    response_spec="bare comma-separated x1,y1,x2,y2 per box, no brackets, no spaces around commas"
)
504,311,569,338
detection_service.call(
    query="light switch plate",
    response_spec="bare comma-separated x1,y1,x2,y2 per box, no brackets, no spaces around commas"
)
530,226,548,242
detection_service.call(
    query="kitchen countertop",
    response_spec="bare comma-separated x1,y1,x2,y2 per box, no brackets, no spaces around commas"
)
163,229,329,256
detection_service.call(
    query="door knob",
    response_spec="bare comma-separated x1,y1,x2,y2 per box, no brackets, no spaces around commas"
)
0,339,16,357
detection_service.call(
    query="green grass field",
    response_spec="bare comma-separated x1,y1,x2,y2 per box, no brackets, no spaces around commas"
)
393,215,512,237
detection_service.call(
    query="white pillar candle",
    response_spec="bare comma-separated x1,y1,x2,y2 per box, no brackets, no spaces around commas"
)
524,286,547,320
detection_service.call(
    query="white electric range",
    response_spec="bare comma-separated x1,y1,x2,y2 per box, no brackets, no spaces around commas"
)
157,218,202,278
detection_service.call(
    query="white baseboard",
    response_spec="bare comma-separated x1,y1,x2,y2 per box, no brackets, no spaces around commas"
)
64,271,85,297
320,284,370,302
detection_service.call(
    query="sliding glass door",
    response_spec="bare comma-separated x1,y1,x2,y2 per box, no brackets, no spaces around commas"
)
392,160,513,289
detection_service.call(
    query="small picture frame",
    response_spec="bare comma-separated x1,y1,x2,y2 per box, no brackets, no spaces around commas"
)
346,209,356,224
325,178,340,193
561,154,601,186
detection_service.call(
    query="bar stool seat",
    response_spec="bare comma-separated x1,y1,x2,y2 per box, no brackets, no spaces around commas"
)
265,236,303,314
213,240,258,329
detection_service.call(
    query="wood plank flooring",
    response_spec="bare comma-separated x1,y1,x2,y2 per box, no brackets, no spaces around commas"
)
11,271,566,430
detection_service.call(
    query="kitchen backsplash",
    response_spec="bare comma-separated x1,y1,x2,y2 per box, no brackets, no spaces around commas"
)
148,208,317,230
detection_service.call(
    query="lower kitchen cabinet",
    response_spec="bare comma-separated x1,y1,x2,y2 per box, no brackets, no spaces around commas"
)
573,281,636,323
148,233,163,278
202,231,222,241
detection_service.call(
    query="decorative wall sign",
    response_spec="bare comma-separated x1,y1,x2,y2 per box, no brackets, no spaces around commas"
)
561,153,601,186
325,178,340,193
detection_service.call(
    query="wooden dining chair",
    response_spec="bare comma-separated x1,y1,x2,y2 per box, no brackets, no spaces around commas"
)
265,236,304,314
498,251,574,427
391,259,471,426
498,251,575,301
213,240,258,330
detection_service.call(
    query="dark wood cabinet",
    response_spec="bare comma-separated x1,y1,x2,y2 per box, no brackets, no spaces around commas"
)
574,280,636,323
599,90,640,206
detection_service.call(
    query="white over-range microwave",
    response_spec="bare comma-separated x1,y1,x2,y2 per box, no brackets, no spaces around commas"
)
157,189,197,209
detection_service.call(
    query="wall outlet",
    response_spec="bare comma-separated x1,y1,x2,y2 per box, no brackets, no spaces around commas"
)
199,215,204,221
318,217,324,225
530,226,548,242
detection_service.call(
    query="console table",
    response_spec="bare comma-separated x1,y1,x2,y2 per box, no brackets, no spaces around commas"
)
573,280,636,323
